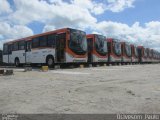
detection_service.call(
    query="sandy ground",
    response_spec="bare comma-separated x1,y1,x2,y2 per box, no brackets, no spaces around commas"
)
0,64,160,114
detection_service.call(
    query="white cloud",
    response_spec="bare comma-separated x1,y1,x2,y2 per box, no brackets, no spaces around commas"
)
43,25,56,32
9,0,97,27
94,21,160,51
106,0,135,12
0,22,33,49
0,0,12,15
72,0,105,15
0,22,33,39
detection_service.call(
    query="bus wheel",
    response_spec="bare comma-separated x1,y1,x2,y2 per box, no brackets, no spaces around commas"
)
46,56,54,68
15,58,20,67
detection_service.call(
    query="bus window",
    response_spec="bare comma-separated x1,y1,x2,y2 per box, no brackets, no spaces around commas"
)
3,44,8,55
19,41,25,50
26,41,31,52
32,37,39,48
13,42,18,51
47,34,56,47
8,44,12,54
39,36,47,47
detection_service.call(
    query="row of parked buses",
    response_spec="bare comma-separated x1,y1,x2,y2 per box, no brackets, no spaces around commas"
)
2,28,160,67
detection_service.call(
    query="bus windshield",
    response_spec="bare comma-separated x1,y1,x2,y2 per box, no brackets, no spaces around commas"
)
114,42,121,56
69,29,87,55
125,44,131,56
95,35,107,56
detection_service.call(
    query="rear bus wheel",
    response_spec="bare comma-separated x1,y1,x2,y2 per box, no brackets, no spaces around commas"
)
15,58,20,67
46,56,54,68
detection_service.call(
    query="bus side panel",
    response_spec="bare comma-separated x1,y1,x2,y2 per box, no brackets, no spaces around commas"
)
11,50,26,64
3,55,8,63
9,54,14,63
31,48,55,64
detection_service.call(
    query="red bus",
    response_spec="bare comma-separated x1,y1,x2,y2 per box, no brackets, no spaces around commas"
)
130,44,139,63
138,46,148,63
121,42,132,63
86,34,108,63
107,38,122,64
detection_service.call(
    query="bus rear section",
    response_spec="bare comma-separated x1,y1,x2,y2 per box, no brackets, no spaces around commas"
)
121,42,132,64
3,41,26,66
3,28,88,67
107,38,122,64
0,50,2,65
87,34,108,64
130,44,139,63
138,46,148,63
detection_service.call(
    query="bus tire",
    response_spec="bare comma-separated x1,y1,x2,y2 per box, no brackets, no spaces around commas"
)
15,58,20,67
46,56,54,68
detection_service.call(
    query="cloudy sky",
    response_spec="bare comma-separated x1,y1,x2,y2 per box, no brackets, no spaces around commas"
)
0,0,160,51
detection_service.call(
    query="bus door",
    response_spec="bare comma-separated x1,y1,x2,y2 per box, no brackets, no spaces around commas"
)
56,33,66,63
25,41,32,63
87,38,93,63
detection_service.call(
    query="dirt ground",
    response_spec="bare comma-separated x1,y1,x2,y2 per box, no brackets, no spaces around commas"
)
0,64,160,114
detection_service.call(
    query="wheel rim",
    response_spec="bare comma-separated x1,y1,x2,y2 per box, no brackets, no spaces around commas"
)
48,58,53,66
15,60,19,66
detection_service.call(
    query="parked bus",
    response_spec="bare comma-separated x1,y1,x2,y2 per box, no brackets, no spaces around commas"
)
121,42,132,63
3,28,88,67
86,34,108,63
138,46,148,63
130,44,139,63
107,38,122,64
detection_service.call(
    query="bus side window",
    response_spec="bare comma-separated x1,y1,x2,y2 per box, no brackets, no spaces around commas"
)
8,44,12,54
19,41,25,50
47,34,56,47
32,37,39,48
26,41,31,52
13,42,18,51
39,36,47,47
3,44,8,55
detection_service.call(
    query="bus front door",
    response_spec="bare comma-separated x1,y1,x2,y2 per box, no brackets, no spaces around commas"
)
25,41,32,64
56,33,66,63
